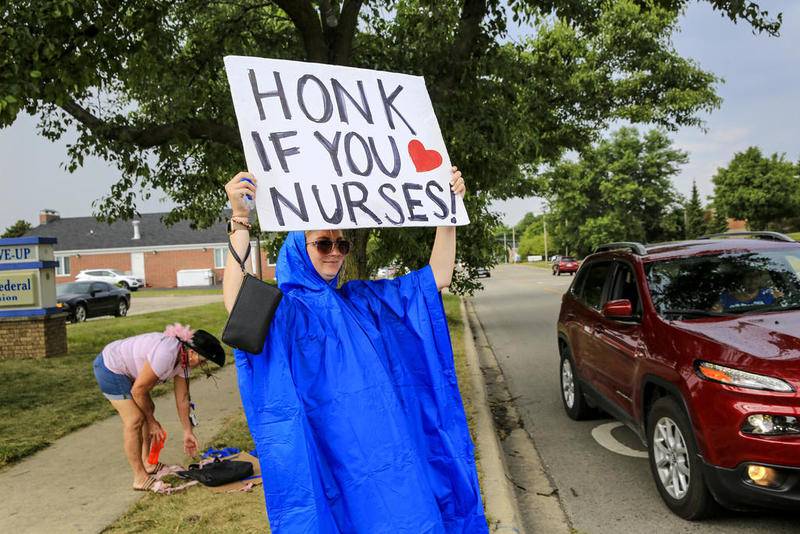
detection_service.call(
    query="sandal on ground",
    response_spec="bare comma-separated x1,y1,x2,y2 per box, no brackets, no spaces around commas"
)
133,476,158,492
145,462,165,475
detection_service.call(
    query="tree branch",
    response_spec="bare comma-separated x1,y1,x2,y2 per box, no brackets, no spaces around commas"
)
272,0,327,62
60,99,241,149
444,0,488,90
333,0,363,65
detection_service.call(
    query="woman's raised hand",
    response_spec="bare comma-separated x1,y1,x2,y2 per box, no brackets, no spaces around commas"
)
225,172,257,217
450,166,465,197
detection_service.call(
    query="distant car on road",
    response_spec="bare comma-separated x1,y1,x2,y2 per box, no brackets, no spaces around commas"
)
552,256,578,276
57,281,131,322
557,233,800,519
476,267,491,278
75,269,144,291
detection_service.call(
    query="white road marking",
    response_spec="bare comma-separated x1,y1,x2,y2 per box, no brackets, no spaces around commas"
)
591,422,648,458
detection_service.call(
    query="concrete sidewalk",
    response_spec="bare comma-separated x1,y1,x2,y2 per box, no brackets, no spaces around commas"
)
0,363,242,534
128,294,223,316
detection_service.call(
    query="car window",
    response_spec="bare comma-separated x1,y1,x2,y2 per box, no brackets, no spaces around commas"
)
90,282,105,292
562,257,575,262
579,262,612,310
646,250,800,317
99,282,113,291
609,262,641,315
570,266,587,296
57,282,92,295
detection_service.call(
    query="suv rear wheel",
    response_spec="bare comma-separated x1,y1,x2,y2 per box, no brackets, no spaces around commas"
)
559,347,595,420
647,396,716,520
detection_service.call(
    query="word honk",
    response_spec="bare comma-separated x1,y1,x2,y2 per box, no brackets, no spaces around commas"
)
225,56,467,230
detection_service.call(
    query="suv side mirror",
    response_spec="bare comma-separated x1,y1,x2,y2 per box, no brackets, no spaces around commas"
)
602,299,633,319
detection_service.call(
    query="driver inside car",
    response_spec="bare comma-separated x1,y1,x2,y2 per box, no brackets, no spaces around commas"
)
712,270,784,312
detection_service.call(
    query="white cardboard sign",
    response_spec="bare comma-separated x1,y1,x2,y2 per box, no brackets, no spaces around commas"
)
224,56,469,231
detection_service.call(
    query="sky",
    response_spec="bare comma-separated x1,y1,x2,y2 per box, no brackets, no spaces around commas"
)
1,1,797,232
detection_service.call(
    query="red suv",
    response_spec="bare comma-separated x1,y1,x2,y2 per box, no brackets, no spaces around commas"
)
553,256,579,276
557,233,800,519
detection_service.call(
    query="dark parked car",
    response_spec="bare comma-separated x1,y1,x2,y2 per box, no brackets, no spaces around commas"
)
476,267,491,278
552,256,579,276
557,233,800,519
56,281,131,322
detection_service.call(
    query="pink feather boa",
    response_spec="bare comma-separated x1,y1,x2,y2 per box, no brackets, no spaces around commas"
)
163,323,194,344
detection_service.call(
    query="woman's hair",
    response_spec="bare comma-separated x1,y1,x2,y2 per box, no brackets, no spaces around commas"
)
164,323,194,343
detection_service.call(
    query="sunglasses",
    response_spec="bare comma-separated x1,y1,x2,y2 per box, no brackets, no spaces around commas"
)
306,238,352,256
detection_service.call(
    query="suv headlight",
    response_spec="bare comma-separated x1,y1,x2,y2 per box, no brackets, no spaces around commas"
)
696,361,795,393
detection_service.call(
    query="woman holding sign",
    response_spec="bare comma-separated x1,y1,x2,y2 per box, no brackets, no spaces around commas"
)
223,168,487,533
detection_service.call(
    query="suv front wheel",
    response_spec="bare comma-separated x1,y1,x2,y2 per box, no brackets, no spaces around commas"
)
559,347,595,420
647,396,716,520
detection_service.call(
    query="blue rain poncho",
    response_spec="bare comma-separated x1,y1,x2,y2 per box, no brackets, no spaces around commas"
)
234,231,487,533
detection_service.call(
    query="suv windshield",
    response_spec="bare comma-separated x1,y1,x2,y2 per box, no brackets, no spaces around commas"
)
646,250,800,317
57,282,92,295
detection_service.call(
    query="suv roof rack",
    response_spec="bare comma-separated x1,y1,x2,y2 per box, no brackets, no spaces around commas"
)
698,231,796,243
594,242,648,255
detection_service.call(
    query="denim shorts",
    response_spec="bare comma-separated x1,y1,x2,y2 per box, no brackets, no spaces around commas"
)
93,354,133,401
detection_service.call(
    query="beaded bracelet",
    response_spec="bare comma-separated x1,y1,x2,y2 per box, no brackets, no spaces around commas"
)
230,216,252,229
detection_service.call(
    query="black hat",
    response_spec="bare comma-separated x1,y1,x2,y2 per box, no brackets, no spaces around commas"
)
188,330,225,367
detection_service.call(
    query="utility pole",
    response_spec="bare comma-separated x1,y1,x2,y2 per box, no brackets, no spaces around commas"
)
543,211,548,261
512,227,516,263
503,232,507,263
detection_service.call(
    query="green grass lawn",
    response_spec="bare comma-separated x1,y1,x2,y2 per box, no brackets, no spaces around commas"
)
787,232,800,241
0,303,230,469
104,295,474,533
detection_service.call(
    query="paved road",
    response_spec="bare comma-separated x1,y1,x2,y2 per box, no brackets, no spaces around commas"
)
128,294,223,316
471,264,799,533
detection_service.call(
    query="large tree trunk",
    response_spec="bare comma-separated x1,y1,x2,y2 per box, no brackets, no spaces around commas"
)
275,0,372,281
343,228,371,281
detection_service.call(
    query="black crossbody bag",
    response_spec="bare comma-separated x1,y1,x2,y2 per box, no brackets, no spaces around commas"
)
221,240,282,353
176,457,254,487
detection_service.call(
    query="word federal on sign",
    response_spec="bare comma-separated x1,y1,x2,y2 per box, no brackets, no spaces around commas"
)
224,56,469,231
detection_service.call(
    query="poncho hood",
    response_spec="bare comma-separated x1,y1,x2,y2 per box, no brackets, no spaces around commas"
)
276,231,338,293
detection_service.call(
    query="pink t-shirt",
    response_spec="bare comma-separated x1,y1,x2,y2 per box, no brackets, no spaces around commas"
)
102,333,184,381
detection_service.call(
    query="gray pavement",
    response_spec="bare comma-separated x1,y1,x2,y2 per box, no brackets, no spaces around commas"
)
127,294,223,316
0,364,243,534
471,264,800,533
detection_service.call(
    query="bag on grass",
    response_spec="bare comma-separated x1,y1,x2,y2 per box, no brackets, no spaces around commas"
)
176,458,254,487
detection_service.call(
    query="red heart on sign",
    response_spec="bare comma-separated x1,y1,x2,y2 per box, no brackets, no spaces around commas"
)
408,140,443,173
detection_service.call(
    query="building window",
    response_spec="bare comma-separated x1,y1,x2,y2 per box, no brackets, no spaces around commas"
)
213,247,226,269
56,256,71,276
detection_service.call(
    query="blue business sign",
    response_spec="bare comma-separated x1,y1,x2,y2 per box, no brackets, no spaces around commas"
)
0,237,59,317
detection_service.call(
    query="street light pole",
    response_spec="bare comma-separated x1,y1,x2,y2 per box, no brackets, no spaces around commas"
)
512,227,516,263
543,211,548,262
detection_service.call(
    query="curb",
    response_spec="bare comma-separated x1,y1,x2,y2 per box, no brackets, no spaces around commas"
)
465,299,572,533
461,299,527,534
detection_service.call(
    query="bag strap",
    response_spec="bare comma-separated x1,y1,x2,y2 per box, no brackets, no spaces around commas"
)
228,238,251,273
180,345,196,427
